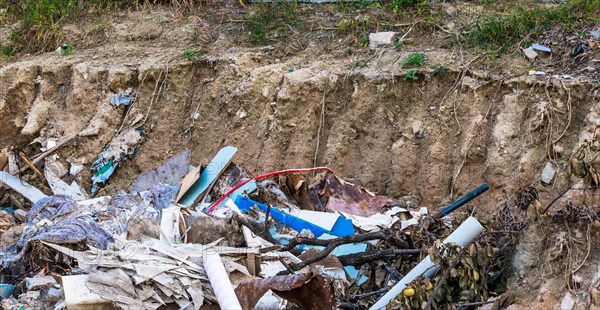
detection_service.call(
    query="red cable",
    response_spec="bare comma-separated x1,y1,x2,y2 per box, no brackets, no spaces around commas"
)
205,166,334,214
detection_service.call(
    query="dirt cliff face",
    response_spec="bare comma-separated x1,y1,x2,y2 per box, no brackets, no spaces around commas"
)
2,6,600,307
0,37,591,213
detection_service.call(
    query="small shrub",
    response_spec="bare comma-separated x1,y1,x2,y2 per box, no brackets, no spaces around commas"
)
402,53,425,68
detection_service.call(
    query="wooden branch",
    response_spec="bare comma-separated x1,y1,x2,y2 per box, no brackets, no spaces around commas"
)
338,249,421,266
277,230,408,275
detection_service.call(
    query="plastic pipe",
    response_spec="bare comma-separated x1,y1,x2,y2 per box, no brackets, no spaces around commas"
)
437,184,489,218
369,216,485,310
203,252,242,309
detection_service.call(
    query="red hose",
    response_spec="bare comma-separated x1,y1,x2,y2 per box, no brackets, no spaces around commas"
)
205,167,334,214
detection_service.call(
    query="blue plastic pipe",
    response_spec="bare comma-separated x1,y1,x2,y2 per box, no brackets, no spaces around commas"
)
437,183,489,218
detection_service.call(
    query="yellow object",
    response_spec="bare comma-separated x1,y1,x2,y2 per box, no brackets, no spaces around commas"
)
528,69,537,75
403,288,415,297
591,42,596,47
474,271,480,281
426,283,433,291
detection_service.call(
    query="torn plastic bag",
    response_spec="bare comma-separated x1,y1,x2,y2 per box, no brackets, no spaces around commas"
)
2,184,179,269
91,128,145,194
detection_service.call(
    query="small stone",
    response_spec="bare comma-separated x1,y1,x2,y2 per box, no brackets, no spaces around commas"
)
14,209,27,222
411,120,422,134
541,162,557,184
523,47,538,60
368,32,397,49
236,108,247,119
561,292,576,310
293,61,301,66
25,276,57,290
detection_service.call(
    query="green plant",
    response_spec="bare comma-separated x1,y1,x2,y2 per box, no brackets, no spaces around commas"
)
247,1,299,45
182,49,202,60
402,52,425,68
393,39,403,51
467,5,574,51
387,0,429,15
1,45,16,59
60,42,74,56
403,70,419,81
337,15,373,47
430,65,448,77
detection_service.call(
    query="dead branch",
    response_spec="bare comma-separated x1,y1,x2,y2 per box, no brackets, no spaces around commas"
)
277,230,409,274
338,249,421,266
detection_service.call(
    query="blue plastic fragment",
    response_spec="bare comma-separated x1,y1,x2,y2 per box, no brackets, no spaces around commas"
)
235,196,338,238
110,92,134,106
0,284,14,299
437,183,489,218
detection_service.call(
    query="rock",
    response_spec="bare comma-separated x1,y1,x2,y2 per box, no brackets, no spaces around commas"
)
236,108,248,119
13,209,27,223
541,162,556,184
25,276,57,290
411,120,422,134
523,48,538,60
561,292,576,310
592,30,600,39
369,32,397,49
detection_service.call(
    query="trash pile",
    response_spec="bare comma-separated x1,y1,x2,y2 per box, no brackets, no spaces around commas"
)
0,144,518,309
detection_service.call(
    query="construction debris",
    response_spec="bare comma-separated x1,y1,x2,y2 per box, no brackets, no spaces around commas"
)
0,144,518,310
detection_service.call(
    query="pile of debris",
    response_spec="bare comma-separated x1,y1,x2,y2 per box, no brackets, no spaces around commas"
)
0,144,518,309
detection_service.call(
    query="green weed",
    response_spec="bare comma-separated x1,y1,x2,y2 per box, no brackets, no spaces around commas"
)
466,4,583,51
337,15,374,47
402,52,425,68
403,70,419,81
182,49,202,60
0,0,207,54
393,39,403,51
1,45,16,59
247,1,299,45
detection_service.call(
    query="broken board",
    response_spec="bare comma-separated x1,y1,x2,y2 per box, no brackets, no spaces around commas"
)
0,171,47,203
45,168,87,200
177,146,237,207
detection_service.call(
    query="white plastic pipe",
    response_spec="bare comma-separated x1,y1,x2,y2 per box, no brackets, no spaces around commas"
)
369,216,484,310
203,252,242,309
